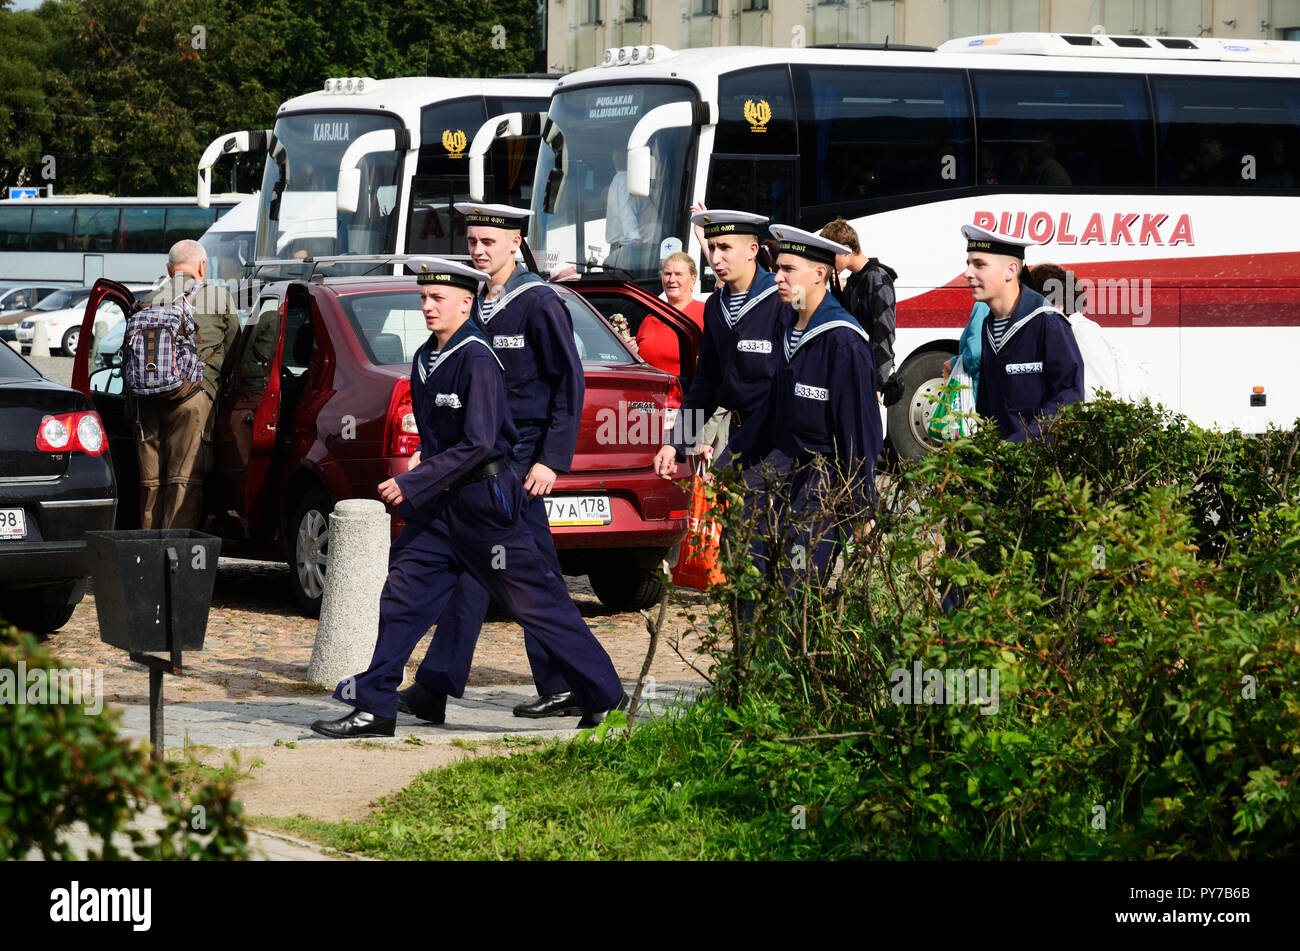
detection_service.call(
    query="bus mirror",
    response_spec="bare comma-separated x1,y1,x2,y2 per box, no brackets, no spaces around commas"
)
197,129,269,208
337,168,362,215
628,147,652,198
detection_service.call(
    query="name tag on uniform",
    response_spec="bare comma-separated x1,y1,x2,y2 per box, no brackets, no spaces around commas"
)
794,382,829,401
736,339,772,354
1005,362,1043,375
435,393,463,409
493,335,526,349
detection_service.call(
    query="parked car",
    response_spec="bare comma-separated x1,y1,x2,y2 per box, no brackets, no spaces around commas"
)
73,272,697,617
0,342,116,635
2,286,88,345
0,283,64,326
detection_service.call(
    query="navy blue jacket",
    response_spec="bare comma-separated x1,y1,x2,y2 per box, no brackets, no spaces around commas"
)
473,267,584,472
976,286,1085,443
672,266,783,458
732,292,882,508
395,320,516,520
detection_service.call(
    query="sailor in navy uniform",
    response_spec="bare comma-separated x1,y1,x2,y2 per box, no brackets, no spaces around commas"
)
653,209,784,478
961,224,1084,442
310,259,624,739
726,225,883,587
396,204,590,722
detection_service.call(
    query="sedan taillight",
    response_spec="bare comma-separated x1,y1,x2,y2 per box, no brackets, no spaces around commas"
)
663,378,682,435
35,411,107,455
384,378,420,456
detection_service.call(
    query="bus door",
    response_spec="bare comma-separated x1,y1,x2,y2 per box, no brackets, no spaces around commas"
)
83,255,104,285
404,174,476,256
703,156,797,288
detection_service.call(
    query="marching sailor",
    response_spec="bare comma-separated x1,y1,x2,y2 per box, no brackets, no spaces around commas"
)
960,223,1084,442
311,258,624,738
726,224,883,586
654,208,783,477
398,203,589,722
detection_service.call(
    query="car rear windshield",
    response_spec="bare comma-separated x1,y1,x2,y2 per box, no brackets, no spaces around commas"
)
0,343,40,381
36,288,91,311
338,287,635,367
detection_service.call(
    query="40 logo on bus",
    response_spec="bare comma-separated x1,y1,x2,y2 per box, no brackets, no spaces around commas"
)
442,129,468,158
744,98,772,133
972,210,1195,247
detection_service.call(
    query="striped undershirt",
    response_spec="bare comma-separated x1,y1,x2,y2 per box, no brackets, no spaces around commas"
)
479,296,497,323
788,325,805,349
989,314,1012,349
724,288,748,323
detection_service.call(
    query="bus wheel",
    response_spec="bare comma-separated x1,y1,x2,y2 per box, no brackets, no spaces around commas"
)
887,350,953,461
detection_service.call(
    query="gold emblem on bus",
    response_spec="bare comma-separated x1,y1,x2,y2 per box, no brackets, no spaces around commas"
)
442,129,468,157
744,99,772,133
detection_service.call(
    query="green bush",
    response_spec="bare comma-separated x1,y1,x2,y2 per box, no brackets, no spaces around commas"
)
682,397,1300,859
0,627,249,860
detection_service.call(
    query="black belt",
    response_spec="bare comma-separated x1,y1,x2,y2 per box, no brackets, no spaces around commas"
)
445,458,507,491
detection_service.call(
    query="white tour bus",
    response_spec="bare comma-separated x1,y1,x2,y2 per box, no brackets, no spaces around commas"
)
496,34,1300,456
0,195,244,286
195,75,555,273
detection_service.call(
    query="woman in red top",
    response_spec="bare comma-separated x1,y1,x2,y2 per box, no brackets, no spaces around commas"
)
634,252,705,377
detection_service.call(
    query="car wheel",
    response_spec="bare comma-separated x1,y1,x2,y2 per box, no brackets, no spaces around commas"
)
0,581,83,635
287,487,332,618
588,554,666,612
886,350,954,461
61,326,80,357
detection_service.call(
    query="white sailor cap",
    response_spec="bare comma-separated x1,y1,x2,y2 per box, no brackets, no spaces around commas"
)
768,223,850,266
405,256,489,292
453,202,533,233
690,209,770,240
961,223,1036,260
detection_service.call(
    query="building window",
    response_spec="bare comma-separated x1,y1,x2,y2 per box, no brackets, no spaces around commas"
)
697,0,719,15
746,0,770,9
583,0,601,26
627,0,648,19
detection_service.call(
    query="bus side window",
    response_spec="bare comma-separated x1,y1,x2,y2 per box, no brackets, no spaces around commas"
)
792,65,973,215
1153,76,1300,190
972,70,1152,189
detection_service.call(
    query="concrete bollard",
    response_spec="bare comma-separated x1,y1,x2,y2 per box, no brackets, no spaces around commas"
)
29,321,50,358
306,498,390,689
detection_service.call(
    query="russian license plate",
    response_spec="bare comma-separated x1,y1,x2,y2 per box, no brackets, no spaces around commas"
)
0,508,27,539
545,495,611,527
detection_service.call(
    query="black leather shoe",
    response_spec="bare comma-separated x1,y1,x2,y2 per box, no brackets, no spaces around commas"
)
513,691,583,718
310,708,396,739
397,682,448,724
577,690,630,728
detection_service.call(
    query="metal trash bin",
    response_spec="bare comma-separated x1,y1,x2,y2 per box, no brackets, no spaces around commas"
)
85,529,221,753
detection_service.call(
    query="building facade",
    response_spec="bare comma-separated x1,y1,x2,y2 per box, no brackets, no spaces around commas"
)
545,0,1300,73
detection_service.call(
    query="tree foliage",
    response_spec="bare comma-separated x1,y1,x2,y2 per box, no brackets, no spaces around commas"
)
1,0,539,194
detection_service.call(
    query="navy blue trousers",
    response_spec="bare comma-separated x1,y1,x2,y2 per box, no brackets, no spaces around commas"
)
334,469,622,719
411,427,570,697
741,459,845,594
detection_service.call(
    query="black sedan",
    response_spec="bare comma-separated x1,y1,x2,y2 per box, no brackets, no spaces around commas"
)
0,343,116,634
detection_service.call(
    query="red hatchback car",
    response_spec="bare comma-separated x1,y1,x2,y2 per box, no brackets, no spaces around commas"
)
72,273,697,616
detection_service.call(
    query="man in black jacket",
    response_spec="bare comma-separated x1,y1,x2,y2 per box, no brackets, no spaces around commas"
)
820,218,901,405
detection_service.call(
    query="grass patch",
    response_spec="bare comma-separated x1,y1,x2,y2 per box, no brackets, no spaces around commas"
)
260,698,843,860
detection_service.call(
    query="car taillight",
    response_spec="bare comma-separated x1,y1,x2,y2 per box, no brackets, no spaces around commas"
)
663,378,682,434
384,378,420,456
35,411,107,455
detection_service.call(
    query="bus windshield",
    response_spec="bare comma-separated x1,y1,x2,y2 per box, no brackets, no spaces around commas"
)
533,82,695,284
257,112,404,261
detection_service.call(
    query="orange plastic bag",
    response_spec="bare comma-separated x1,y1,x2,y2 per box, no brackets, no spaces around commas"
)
672,464,726,590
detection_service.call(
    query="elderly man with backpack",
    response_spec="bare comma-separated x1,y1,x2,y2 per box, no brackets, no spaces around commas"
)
130,239,238,529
